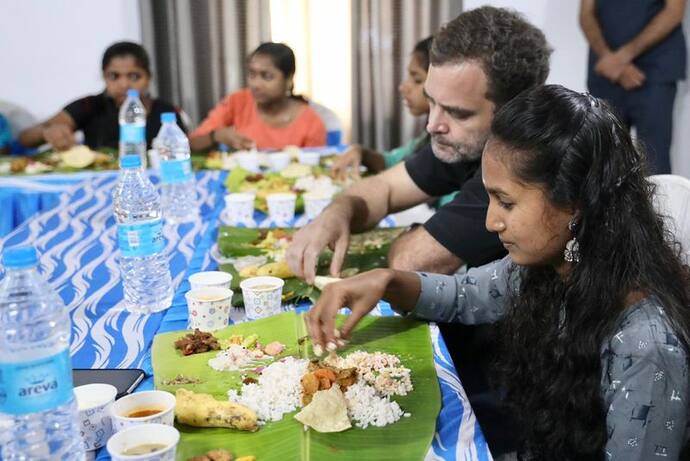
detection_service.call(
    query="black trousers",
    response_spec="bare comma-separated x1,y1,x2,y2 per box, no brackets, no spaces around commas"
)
439,322,521,455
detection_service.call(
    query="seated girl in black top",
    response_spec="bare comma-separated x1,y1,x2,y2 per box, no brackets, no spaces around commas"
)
20,41,186,151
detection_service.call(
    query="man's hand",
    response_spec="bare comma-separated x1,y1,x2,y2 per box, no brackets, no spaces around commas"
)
618,64,646,90
214,127,255,150
286,206,352,284
42,123,75,151
595,47,634,82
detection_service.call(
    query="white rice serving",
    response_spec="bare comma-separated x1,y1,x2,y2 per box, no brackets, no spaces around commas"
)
227,356,309,423
325,350,413,397
226,350,413,429
344,381,406,429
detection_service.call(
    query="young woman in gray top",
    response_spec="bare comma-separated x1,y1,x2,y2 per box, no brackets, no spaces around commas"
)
307,85,690,460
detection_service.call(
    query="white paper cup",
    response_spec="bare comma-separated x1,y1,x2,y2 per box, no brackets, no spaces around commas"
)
188,271,233,291
266,192,296,225
240,276,285,320
74,383,117,451
224,193,255,226
269,152,291,171
298,151,321,166
111,391,176,433
236,153,260,173
303,192,333,220
185,287,234,331
107,423,179,461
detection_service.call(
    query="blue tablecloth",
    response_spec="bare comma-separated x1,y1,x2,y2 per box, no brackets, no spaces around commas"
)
1,169,492,460
0,172,101,237
1,170,227,370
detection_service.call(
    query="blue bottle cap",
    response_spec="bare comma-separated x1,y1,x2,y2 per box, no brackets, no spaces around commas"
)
218,143,229,152
120,155,142,169
127,89,140,98
2,245,38,269
161,112,176,123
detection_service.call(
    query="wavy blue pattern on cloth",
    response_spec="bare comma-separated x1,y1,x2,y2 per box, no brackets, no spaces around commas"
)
0,170,227,371
0,172,98,237
146,211,492,461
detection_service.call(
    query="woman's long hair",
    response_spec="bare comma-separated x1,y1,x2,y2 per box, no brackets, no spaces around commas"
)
490,84,690,459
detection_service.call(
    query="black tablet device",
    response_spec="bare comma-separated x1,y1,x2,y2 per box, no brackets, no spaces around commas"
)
72,368,145,399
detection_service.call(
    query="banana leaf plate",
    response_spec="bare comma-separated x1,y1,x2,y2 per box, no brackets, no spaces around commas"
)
152,311,441,460
224,166,342,213
216,226,406,305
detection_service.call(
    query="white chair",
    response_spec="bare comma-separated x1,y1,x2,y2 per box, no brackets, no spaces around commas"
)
649,174,690,261
309,101,342,146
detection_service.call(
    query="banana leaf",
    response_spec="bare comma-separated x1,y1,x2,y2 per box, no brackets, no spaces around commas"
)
152,311,441,461
226,167,348,212
1,147,119,176
217,227,405,305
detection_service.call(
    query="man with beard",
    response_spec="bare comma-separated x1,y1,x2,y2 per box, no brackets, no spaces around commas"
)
287,6,551,280
286,7,551,454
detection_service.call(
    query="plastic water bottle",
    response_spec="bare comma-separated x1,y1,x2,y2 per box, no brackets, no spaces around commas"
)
153,112,197,223
119,89,147,168
0,246,85,460
112,154,173,313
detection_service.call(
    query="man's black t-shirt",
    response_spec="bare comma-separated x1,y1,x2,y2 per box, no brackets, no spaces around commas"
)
63,92,187,150
404,144,506,267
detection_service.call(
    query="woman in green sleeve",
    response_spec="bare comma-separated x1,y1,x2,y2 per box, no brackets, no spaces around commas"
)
332,37,432,180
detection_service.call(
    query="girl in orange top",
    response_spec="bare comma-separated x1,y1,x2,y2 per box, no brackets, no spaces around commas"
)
190,43,326,151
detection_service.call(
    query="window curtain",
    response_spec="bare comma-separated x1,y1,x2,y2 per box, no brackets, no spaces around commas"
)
138,0,271,128
352,0,462,151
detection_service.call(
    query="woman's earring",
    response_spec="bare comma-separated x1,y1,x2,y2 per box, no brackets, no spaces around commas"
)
564,219,580,263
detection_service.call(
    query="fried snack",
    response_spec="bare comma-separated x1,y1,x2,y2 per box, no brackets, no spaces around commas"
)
10,157,28,173
175,389,258,431
239,265,260,278
60,145,95,168
256,260,294,278
294,385,351,432
207,450,233,461
240,260,294,279
185,449,236,461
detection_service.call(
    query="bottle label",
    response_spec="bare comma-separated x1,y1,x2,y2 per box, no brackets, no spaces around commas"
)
120,125,145,143
0,349,73,415
117,219,165,257
160,158,193,184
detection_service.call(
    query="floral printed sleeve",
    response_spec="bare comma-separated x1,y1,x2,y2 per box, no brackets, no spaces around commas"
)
601,300,689,460
408,256,516,325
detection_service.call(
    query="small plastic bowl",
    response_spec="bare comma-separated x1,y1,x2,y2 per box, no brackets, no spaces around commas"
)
107,423,179,461
111,390,176,433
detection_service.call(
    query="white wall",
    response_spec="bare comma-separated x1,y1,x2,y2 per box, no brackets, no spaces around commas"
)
270,0,353,142
671,10,690,178
463,0,690,178
0,0,141,121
